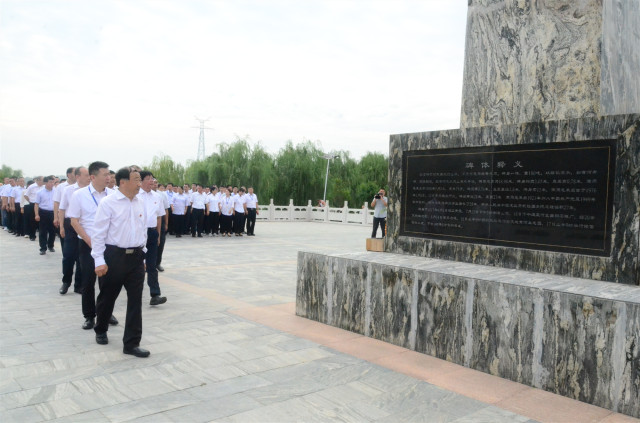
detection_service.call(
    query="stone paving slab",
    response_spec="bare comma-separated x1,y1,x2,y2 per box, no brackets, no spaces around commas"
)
0,222,636,422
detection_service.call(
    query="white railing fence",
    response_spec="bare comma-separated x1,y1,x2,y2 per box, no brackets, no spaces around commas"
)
256,200,374,225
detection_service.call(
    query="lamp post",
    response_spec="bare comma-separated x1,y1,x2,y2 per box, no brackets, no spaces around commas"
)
322,153,339,203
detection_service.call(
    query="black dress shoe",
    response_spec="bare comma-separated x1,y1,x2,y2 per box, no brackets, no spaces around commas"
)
82,318,95,330
150,295,167,305
157,265,165,272
95,332,108,345
123,346,150,358
197,234,203,238
40,250,46,255
109,315,118,325
74,288,83,294
48,247,55,253
59,283,70,294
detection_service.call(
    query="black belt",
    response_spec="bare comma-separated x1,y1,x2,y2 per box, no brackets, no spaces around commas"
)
105,245,144,254
40,209,53,213
247,208,256,210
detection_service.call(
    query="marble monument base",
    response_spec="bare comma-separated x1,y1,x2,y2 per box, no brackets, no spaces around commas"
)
296,251,640,417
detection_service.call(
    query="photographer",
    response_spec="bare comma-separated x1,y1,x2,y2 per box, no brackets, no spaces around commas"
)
370,189,388,238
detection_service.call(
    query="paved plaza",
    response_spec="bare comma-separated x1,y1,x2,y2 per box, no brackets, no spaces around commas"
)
0,222,637,422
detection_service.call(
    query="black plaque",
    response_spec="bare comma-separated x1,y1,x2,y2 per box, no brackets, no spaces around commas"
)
401,140,616,256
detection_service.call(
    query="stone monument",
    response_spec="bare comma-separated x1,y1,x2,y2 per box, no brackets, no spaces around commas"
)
297,0,639,417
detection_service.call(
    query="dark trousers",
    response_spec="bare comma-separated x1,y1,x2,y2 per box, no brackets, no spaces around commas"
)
167,209,174,235
38,210,55,251
13,206,24,236
62,218,82,290
372,217,386,238
1,209,7,228
173,214,184,236
220,214,233,234
79,240,97,318
145,228,161,296
184,207,192,234
234,212,244,234
24,203,37,239
6,209,14,232
94,245,144,349
191,208,204,236
210,212,220,234
204,211,211,234
157,226,167,266
246,208,256,235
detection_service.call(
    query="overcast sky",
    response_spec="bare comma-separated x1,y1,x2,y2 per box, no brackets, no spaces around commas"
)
0,0,468,177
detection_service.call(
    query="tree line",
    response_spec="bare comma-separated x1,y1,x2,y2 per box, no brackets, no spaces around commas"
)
146,138,388,207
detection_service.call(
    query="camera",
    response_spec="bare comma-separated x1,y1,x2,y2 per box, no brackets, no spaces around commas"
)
374,194,381,199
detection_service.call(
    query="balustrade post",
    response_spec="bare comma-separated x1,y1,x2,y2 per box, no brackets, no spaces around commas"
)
324,200,329,222
307,200,312,221
343,201,348,223
269,199,274,221
289,199,294,221
363,202,369,225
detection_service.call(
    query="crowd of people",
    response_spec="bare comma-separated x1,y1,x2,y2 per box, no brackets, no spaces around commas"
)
0,165,259,358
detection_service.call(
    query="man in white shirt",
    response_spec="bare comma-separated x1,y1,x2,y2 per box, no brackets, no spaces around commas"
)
68,161,118,329
138,171,167,306
10,177,25,237
170,186,189,238
190,184,207,238
53,167,76,249
2,177,16,233
233,187,248,236
92,166,149,357
245,186,259,236
207,186,221,236
34,176,56,255
154,179,170,272
58,167,88,295
24,176,43,241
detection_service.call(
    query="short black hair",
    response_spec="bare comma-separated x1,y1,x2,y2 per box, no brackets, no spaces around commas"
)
60,179,67,183
88,161,109,176
66,167,75,175
109,170,115,175
115,166,138,186
239,187,245,193
139,170,153,181
43,175,54,182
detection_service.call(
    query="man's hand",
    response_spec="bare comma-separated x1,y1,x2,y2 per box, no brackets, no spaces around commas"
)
35,215,40,222
60,226,65,238
53,218,59,228
95,265,108,277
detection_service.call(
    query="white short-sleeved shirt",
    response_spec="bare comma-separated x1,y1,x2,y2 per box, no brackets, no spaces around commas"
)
137,189,166,228
12,186,24,203
66,183,113,240
207,192,221,212
191,192,207,209
35,188,55,211
158,190,170,210
53,181,69,203
91,190,147,268
25,183,43,202
59,183,79,211
220,195,234,216
171,194,189,215
233,194,247,213
245,193,258,208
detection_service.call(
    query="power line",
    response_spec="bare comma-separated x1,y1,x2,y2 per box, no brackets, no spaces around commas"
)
192,116,213,161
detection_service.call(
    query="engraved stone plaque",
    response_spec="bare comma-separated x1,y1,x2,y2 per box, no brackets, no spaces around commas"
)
401,140,616,256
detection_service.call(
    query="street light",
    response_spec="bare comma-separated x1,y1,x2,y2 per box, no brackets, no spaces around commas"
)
322,153,340,203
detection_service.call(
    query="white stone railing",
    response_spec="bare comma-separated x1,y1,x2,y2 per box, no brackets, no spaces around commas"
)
256,200,374,225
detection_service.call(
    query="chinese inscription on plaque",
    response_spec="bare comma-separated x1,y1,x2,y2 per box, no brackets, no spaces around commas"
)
400,140,616,256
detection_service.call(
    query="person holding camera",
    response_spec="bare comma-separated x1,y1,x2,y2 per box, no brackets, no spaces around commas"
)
371,189,388,238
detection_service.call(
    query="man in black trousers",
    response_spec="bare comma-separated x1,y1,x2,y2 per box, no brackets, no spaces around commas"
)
34,176,56,255
92,166,149,357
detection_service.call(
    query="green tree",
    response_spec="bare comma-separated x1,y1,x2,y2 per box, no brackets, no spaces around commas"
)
0,165,24,179
147,155,185,186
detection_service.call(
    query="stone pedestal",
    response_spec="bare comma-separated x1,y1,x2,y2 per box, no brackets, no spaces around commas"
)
297,250,640,416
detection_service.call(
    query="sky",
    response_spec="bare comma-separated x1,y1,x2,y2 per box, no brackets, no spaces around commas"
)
0,0,468,177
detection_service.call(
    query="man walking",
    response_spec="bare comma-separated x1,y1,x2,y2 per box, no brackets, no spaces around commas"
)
68,161,118,329
92,166,149,357
58,167,88,294
34,176,56,255
138,171,167,306
24,176,43,241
